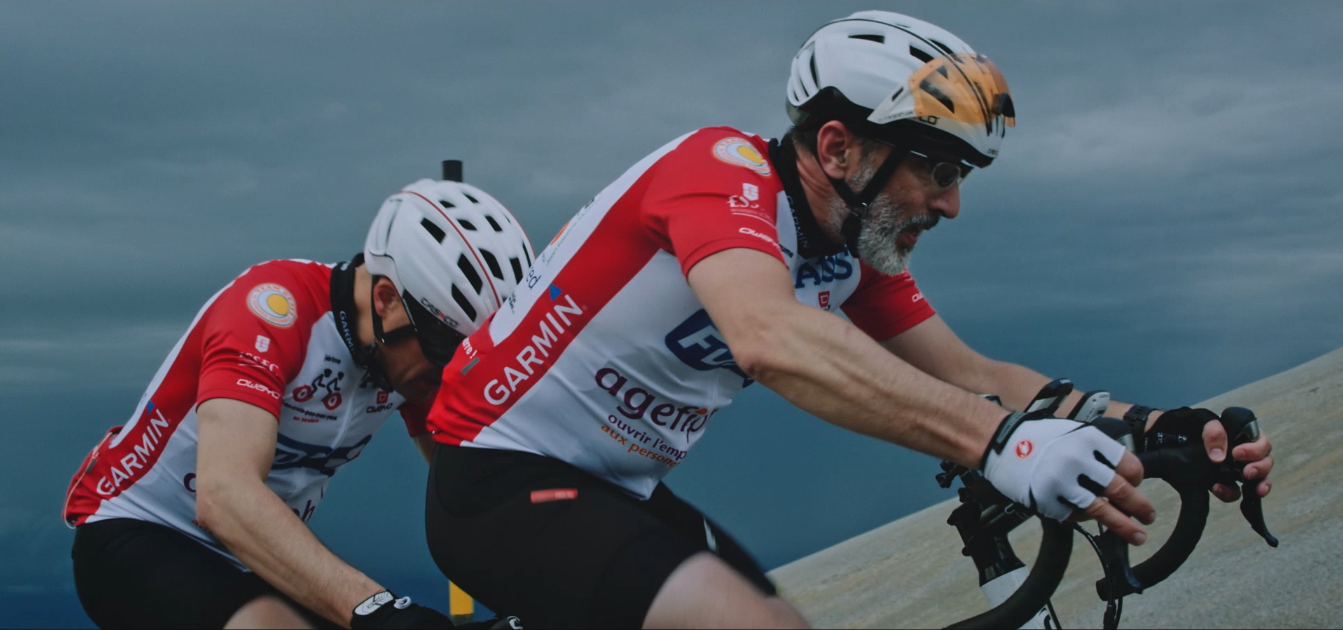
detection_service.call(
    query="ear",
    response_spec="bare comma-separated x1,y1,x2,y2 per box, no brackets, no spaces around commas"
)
814,120,856,180
371,278,403,319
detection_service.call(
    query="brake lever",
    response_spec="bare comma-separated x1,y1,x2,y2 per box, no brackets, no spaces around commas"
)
1219,407,1279,547
1094,406,1278,600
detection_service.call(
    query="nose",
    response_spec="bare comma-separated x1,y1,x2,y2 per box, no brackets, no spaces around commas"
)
929,184,961,220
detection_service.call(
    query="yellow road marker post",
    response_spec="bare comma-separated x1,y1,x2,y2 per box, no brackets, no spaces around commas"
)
449,581,474,626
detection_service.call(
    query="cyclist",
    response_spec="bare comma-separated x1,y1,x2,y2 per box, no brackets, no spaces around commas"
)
421,11,1275,629
64,175,534,629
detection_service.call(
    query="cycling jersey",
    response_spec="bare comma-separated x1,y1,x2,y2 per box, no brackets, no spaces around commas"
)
63,259,429,567
426,127,935,499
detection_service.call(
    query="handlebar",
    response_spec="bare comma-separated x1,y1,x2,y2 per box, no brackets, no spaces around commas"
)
946,518,1072,629
937,462,1072,630
1094,406,1278,600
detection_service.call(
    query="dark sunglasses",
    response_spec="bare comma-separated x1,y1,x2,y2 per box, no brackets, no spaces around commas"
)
400,293,467,368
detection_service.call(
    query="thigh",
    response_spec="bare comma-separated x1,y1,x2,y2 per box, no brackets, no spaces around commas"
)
425,446,702,629
72,518,308,629
641,484,777,597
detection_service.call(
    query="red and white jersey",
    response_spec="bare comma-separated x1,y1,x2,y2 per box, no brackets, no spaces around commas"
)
63,259,429,567
427,127,935,499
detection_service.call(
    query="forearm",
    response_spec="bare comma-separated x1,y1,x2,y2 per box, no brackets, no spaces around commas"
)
972,362,1163,428
739,307,1005,467
199,480,380,628
413,434,437,465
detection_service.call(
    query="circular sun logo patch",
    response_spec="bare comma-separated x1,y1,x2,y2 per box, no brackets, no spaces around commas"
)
712,137,771,176
248,284,297,328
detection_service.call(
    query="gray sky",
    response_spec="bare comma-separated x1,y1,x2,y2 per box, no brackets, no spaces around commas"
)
3,2,1341,626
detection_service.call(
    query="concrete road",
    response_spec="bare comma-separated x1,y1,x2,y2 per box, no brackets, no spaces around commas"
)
770,347,1343,628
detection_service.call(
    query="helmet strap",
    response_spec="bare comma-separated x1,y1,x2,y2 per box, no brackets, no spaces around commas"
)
330,254,396,392
819,144,907,259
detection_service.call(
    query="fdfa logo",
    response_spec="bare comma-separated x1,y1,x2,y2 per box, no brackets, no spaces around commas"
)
713,137,771,176
664,309,752,387
248,284,297,328
293,368,344,411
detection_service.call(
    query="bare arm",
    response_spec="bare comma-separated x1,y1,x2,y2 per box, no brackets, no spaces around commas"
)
885,315,1168,425
878,314,1055,411
689,248,1157,540
687,248,1005,467
881,304,1275,502
195,398,381,628
413,434,437,465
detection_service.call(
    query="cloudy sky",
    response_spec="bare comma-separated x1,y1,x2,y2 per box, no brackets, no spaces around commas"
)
3,2,1341,626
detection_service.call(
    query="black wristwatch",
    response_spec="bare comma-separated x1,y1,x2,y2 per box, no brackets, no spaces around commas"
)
1122,405,1159,449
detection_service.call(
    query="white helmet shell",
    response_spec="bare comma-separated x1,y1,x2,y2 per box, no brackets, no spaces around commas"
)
364,179,535,335
787,10,1015,166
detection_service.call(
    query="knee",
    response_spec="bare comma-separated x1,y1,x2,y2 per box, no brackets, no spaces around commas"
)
224,594,310,629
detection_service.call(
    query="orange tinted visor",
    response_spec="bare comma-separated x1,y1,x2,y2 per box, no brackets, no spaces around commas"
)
909,53,1015,129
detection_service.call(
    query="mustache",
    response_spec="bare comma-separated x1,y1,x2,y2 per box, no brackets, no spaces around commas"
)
897,213,939,234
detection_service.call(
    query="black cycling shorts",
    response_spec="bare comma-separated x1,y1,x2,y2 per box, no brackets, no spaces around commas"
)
71,518,333,629
424,444,776,629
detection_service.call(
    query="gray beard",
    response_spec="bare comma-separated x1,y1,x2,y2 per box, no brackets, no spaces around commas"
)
858,200,939,276
819,149,936,276
856,199,912,275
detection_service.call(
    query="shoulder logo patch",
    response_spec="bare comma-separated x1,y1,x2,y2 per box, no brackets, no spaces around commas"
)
712,137,771,176
248,284,297,328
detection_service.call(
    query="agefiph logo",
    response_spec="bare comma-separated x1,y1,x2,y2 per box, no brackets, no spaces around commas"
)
794,254,853,289
664,309,752,387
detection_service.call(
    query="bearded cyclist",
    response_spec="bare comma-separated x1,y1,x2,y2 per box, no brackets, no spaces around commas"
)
64,172,533,629
421,11,1276,629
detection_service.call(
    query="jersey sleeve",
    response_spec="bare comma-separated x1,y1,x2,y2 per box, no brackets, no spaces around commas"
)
399,399,432,438
641,128,786,276
840,263,937,341
196,263,317,418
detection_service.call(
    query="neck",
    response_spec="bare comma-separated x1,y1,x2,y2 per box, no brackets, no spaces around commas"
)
793,144,846,247
353,266,376,348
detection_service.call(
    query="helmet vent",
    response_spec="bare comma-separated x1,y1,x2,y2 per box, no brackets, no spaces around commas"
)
809,55,820,86
485,216,503,232
457,254,484,293
521,242,532,266
420,218,446,243
889,86,905,102
438,199,455,209
849,34,884,44
481,250,505,280
451,285,477,322
462,193,480,204
908,46,934,63
928,39,955,56
509,257,523,283
457,219,478,231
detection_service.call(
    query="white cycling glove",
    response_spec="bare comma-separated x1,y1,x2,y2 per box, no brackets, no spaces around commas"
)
982,411,1128,521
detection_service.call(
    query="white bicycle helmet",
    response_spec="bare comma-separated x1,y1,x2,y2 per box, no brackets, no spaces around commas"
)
364,170,534,364
786,10,1015,167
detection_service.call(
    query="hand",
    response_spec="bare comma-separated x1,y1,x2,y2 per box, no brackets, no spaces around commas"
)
1147,407,1274,502
351,591,454,629
983,412,1154,544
